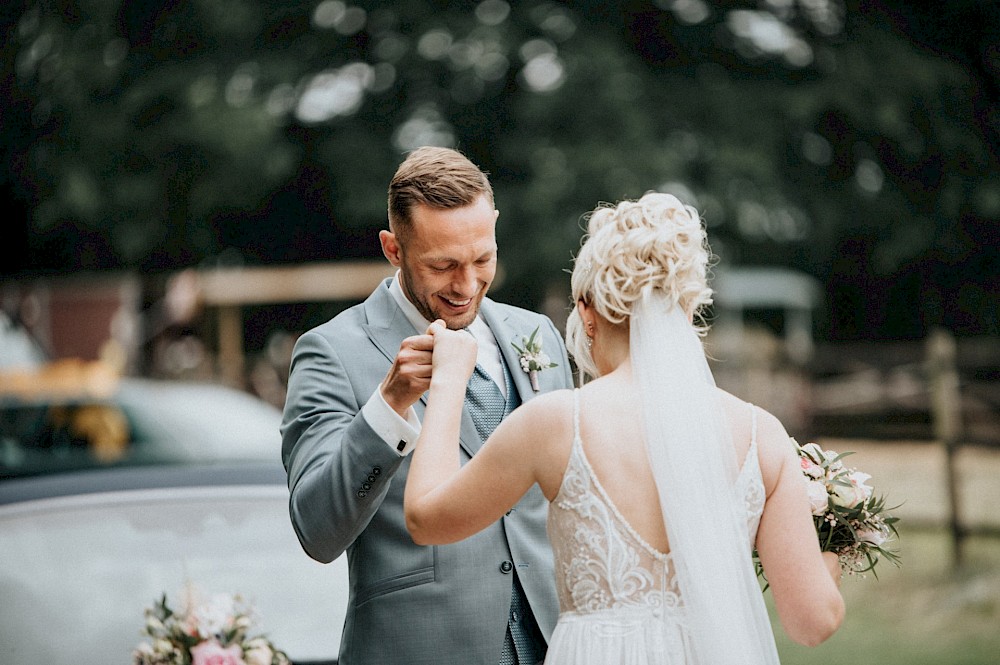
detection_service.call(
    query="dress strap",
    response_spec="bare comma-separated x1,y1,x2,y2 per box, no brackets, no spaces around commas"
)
572,388,581,444
749,403,758,447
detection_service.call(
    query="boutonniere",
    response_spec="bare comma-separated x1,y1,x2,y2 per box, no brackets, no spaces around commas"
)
512,326,558,392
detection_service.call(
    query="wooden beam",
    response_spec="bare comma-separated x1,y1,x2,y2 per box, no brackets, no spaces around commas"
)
196,261,396,306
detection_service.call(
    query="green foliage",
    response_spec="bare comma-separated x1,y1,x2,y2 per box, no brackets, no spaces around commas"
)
6,0,997,337
770,529,1000,665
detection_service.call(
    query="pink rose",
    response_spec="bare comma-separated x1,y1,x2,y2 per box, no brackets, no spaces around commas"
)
191,640,246,665
800,456,824,479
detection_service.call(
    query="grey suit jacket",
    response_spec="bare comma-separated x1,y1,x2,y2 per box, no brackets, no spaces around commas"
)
281,279,574,665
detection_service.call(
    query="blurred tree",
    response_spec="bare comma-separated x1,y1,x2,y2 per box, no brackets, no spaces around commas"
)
2,0,996,340
5,0,305,270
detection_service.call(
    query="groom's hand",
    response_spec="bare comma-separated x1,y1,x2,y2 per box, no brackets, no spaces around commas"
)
381,332,435,417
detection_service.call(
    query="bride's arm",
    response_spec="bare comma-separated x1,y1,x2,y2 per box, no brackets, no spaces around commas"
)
402,322,475,542
404,322,569,545
754,410,845,647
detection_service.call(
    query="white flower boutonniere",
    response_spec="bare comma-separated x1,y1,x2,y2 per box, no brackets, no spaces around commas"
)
512,326,558,392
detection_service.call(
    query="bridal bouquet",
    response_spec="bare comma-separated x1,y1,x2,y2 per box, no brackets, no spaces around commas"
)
756,439,900,580
133,586,290,665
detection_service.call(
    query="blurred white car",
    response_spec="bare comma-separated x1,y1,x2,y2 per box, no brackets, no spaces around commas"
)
0,376,283,479
0,462,348,664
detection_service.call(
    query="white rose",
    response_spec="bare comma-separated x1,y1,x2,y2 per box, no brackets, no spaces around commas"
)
804,479,829,515
152,638,174,655
799,442,826,463
244,638,274,665
856,527,886,546
848,471,874,500
830,481,865,509
193,594,236,636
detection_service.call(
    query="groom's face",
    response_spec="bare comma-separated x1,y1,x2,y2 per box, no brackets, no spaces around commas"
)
387,193,498,330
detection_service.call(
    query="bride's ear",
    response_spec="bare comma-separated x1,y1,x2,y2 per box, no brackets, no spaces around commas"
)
576,299,596,339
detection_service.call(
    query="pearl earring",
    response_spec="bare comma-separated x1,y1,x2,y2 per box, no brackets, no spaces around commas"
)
585,335,593,349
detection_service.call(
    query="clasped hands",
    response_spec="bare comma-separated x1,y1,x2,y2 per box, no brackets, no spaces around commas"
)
381,320,478,417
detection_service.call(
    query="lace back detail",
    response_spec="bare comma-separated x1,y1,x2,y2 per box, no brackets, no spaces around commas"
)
548,390,681,617
739,404,766,543
546,393,766,619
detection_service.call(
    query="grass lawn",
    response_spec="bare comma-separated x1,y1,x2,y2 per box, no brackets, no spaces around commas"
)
768,527,1000,664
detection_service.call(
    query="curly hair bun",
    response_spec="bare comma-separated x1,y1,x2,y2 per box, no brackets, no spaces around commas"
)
575,192,712,322
566,192,714,378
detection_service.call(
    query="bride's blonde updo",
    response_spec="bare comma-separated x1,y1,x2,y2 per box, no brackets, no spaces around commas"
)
566,192,714,377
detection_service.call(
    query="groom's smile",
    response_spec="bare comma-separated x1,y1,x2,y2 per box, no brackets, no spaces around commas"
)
382,193,499,330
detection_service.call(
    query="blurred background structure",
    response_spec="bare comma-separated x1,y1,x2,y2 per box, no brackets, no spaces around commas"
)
2,0,996,432
0,1,998,661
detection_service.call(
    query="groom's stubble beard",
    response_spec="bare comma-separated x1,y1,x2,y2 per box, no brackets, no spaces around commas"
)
397,261,487,331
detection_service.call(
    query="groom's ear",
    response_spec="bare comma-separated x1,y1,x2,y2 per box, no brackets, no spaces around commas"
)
379,230,402,267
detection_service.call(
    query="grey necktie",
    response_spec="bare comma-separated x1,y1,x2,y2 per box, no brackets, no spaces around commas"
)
466,364,505,441
465,364,543,665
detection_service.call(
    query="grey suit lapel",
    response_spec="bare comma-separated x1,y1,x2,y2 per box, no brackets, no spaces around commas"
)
480,299,535,404
361,280,484,459
360,279,420,365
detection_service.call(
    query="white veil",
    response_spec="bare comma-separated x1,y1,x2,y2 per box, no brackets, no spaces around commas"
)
632,289,780,664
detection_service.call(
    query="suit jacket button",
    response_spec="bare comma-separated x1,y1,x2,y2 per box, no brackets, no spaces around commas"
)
357,490,368,498
372,466,382,476
499,560,513,574
361,482,372,491
367,474,377,483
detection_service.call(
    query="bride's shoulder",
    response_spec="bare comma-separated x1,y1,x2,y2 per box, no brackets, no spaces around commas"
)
722,393,797,492
716,390,794,464
532,386,576,405
509,388,575,424
715,390,788,439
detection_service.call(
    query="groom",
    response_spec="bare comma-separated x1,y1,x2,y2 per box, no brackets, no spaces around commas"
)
281,146,574,664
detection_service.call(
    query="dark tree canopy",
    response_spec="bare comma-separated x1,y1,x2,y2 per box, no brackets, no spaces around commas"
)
2,0,997,340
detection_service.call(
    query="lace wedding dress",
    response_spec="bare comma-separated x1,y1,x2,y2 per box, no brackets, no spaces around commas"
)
544,390,766,665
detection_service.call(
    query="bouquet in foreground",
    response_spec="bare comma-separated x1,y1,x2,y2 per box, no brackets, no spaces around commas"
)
133,585,289,665
757,439,901,580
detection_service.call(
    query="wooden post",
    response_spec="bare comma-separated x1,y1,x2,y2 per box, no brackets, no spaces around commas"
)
926,327,963,568
217,305,245,389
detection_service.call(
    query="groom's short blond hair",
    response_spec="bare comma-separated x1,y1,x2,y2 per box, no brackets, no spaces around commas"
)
387,147,494,242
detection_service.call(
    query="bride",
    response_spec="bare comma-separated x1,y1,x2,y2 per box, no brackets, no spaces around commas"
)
404,192,844,664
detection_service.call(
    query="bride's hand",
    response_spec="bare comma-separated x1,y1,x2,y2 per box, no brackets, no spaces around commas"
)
426,320,477,385
821,551,843,588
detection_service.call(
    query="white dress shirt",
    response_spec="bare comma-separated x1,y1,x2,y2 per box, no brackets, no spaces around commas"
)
360,271,506,456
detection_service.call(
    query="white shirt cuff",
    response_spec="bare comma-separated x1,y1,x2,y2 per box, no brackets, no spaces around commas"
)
361,384,421,456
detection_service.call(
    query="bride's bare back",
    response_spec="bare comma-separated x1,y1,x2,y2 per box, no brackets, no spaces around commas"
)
538,367,759,556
